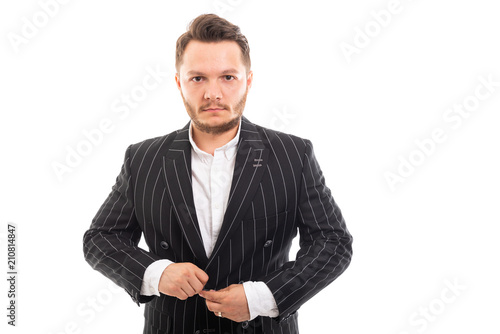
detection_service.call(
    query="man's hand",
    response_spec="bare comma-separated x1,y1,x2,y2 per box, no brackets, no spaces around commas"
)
159,263,209,300
199,284,250,322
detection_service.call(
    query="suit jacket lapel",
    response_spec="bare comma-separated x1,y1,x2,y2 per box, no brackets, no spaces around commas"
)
162,123,209,264
207,118,269,268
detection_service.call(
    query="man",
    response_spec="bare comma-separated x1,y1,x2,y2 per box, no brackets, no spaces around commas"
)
83,14,353,334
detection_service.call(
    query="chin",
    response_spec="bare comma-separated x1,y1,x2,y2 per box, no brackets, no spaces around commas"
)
193,113,241,135
201,113,233,122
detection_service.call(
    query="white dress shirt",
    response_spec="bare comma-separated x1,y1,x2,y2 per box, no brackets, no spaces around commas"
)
140,120,279,320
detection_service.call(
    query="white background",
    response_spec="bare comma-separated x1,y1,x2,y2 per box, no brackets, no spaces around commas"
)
1,0,499,333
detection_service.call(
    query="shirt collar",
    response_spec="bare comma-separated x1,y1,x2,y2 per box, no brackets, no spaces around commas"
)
188,119,241,161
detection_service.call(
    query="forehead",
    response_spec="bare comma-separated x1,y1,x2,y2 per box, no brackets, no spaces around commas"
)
180,40,245,74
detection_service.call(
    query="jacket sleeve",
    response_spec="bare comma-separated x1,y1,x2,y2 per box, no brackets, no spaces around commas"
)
83,145,161,305
263,139,353,321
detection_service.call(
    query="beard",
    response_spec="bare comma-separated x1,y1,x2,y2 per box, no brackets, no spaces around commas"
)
181,89,248,135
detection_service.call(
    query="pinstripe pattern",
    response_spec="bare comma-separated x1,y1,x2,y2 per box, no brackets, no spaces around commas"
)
83,117,353,333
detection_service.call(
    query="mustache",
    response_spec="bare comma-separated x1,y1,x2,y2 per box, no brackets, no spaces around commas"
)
200,103,229,110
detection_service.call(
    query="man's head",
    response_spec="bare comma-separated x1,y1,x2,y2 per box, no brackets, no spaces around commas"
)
175,14,253,135
175,14,251,73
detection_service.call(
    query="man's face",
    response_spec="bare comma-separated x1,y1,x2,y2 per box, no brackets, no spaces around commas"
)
175,40,253,135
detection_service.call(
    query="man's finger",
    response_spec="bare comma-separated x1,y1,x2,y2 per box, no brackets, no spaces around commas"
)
195,269,209,285
204,299,221,312
187,277,205,294
180,284,197,298
199,289,224,303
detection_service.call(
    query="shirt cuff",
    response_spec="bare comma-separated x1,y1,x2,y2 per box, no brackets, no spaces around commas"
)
140,259,174,296
242,281,279,320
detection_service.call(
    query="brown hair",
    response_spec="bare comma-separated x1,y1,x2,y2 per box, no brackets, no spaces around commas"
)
175,14,251,72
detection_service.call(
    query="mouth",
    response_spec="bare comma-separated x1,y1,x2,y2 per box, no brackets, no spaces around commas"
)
203,108,226,112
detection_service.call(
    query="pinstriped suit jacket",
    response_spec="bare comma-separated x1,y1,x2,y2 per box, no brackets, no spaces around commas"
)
83,117,353,334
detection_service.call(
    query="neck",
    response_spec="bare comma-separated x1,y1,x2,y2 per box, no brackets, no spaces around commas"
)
192,124,239,156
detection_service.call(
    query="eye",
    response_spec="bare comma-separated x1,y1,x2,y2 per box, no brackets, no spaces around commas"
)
192,76,203,82
224,75,235,81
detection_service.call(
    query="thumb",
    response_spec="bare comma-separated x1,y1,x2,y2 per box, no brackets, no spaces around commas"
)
199,289,224,302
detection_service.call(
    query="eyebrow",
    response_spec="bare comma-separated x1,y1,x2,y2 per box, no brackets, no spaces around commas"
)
186,69,240,76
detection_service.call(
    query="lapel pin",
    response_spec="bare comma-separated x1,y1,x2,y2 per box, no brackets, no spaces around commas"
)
253,158,263,167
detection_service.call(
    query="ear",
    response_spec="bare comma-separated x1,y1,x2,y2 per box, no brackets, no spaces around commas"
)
175,73,182,91
246,70,254,90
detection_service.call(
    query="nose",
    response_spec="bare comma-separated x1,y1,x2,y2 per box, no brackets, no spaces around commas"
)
204,80,222,100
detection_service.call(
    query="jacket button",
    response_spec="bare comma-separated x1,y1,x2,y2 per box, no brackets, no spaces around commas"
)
264,240,273,248
160,241,169,250
242,321,249,329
